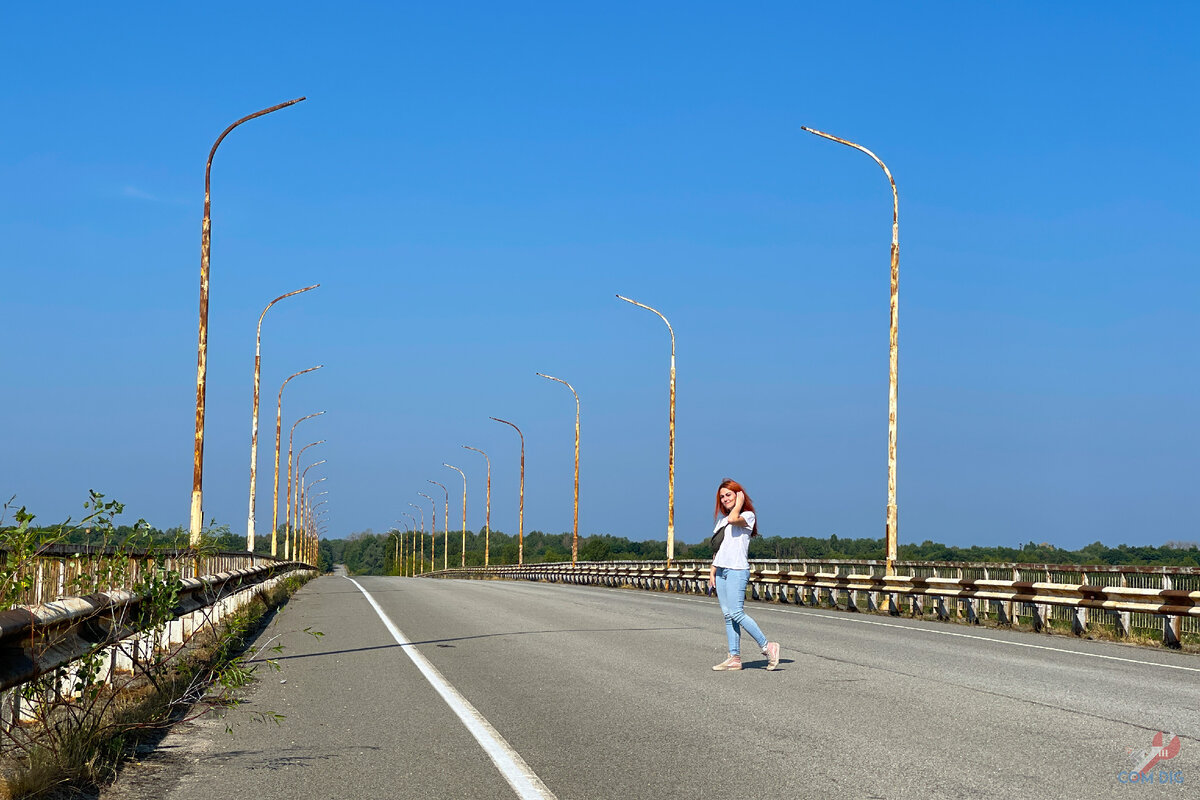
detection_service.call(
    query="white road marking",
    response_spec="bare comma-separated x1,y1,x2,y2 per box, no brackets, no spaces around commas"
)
572,584,1200,675
346,577,557,800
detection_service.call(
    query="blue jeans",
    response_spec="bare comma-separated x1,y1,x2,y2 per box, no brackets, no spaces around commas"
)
714,567,767,656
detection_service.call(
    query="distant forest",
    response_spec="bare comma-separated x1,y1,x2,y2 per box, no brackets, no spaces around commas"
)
318,527,1200,576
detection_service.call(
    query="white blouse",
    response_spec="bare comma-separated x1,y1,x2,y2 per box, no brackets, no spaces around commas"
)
712,510,755,570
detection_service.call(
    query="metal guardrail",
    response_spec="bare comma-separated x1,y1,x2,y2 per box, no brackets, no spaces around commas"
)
0,544,286,608
428,559,1200,647
0,561,311,693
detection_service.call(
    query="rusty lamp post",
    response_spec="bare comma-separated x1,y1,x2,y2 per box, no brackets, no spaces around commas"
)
537,373,580,565
297,463,325,560
407,502,424,573
443,464,467,568
402,512,418,576
287,418,325,558
302,477,326,564
428,480,450,571
190,97,306,546
616,295,676,565
291,440,325,554
246,284,319,551
418,492,437,572
307,511,326,565
272,368,322,556
462,446,491,566
395,520,410,576
801,125,900,577
298,466,326,551
490,417,525,565
308,491,328,564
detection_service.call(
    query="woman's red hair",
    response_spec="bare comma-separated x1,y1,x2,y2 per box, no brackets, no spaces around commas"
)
714,478,758,536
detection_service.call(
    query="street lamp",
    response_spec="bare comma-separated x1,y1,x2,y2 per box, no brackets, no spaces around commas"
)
308,493,329,565
418,492,437,572
287,417,325,558
246,284,319,551
308,495,328,562
402,513,417,576
407,502,424,573
190,97,307,545
311,489,328,521
462,446,491,566
295,460,324,554
616,295,676,564
428,480,450,571
291,439,325,556
443,464,467,568
298,463,325,560
800,125,901,575
537,373,580,565
395,520,410,577
490,417,524,566
273,368,323,556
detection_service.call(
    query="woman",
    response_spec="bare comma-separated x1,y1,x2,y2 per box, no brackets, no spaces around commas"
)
708,479,780,671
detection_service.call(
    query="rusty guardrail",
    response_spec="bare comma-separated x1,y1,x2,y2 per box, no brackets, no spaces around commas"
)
0,560,312,694
428,559,1200,647
0,544,286,608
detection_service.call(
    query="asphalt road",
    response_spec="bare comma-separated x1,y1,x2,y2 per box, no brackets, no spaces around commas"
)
103,573,1199,799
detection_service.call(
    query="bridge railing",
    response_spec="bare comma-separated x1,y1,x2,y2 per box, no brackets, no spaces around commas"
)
0,543,282,608
0,558,316,728
428,558,1200,647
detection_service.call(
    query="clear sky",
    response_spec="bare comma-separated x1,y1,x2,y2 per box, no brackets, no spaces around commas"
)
1,2,1197,551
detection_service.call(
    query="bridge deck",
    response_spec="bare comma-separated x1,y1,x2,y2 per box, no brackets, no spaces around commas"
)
102,573,1198,799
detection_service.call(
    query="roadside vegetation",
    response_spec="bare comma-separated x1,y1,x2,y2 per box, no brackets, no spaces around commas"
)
0,496,316,798
7,513,285,558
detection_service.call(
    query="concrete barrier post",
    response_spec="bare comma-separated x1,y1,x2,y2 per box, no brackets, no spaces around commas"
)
1,689,15,731
936,596,949,621
1071,605,1088,635
964,569,978,623
1161,575,1182,647
112,642,133,675
1037,570,1052,632
1116,573,1132,638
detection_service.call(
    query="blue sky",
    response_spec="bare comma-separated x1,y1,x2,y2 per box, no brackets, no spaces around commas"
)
1,2,1197,551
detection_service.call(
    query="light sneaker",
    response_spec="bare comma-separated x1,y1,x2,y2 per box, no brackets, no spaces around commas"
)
712,654,742,671
764,641,780,670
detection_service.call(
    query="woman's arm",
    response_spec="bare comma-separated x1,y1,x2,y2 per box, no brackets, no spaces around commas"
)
708,563,716,591
725,491,748,526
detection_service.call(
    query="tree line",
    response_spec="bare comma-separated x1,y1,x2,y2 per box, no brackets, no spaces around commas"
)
317,528,1200,575
6,495,1195,573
